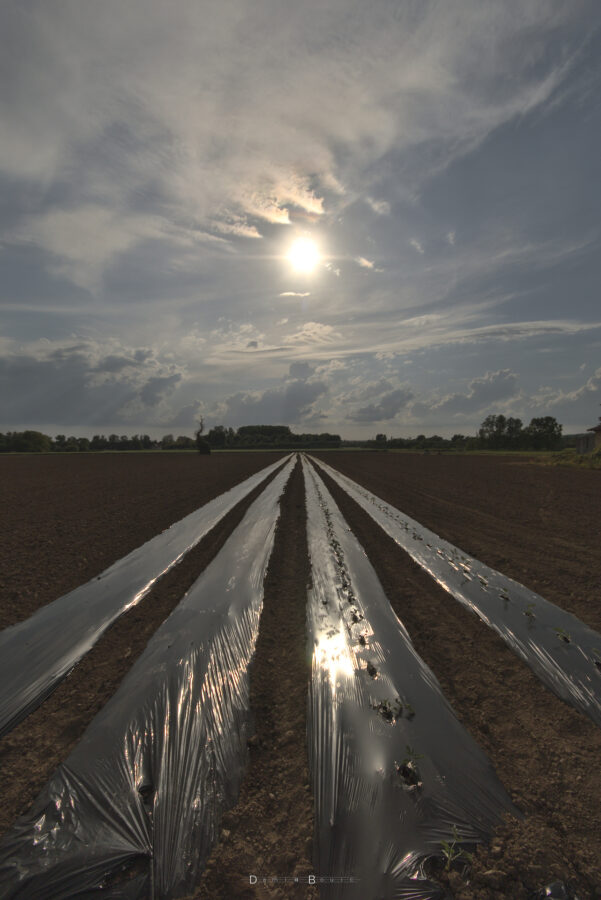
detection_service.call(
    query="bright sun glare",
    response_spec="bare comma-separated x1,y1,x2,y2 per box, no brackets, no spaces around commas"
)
287,238,321,273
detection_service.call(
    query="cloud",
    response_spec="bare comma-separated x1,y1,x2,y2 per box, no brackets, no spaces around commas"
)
0,337,185,426
413,369,519,417
409,238,425,255
162,402,204,429
279,291,311,297
342,378,395,403
283,322,342,345
288,361,315,379
347,387,414,422
213,379,327,426
139,374,182,406
356,256,374,269
366,197,390,216
447,231,456,245
0,1,585,294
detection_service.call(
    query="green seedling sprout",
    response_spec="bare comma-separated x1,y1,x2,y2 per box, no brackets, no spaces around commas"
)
440,826,473,872
554,627,572,644
401,745,424,766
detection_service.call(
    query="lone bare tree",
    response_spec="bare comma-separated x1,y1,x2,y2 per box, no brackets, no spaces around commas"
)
195,417,211,454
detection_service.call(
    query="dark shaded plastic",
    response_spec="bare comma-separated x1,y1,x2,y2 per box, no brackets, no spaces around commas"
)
0,454,291,739
0,456,295,899
310,456,601,729
303,457,518,899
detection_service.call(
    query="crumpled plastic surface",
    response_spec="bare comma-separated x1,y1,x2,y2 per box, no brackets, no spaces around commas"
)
0,456,295,899
0,454,291,739
310,456,601,729
303,457,518,899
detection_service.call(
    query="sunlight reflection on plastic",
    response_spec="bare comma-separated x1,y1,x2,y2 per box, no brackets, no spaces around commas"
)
315,626,355,689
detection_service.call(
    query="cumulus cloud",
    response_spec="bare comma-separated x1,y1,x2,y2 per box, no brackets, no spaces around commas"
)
347,387,414,422
288,361,315,379
139,374,182,406
213,379,327,426
356,256,374,269
413,369,519,417
409,238,425,255
342,378,395,403
0,338,186,426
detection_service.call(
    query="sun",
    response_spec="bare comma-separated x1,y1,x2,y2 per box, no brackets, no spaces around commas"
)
287,237,321,273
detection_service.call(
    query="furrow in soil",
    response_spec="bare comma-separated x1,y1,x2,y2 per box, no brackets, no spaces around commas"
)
192,458,318,900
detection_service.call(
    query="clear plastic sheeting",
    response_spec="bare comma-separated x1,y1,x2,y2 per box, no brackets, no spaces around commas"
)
302,458,517,900
310,456,601,729
0,456,295,899
0,454,291,739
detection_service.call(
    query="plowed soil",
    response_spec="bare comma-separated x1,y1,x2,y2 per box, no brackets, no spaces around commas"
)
1,450,600,899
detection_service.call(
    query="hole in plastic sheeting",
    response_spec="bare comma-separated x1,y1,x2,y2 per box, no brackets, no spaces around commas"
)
137,782,155,816
396,759,423,793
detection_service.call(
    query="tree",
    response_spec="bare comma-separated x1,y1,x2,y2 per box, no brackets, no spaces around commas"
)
195,417,211,455
207,425,227,448
526,416,562,450
478,415,507,449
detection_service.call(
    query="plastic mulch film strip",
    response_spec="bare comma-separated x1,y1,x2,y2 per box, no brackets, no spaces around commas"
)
302,457,517,900
309,456,601,730
0,455,295,900
0,454,292,739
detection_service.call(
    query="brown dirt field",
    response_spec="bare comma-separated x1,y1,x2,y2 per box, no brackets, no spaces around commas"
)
1,450,601,898
311,451,601,899
0,451,286,629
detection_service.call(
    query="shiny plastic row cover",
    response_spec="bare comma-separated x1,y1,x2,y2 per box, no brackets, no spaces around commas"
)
0,454,292,739
0,456,295,899
310,455,601,729
303,457,517,900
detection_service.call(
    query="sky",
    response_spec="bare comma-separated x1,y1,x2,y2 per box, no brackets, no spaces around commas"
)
1,0,601,440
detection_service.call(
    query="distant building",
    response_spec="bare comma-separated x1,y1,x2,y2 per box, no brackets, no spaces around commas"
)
577,407,601,453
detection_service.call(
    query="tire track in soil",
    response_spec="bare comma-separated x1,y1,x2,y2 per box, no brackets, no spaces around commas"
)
317,466,601,900
0,463,287,841
191,458,318,900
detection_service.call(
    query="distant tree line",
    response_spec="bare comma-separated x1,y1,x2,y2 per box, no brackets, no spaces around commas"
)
205,424,341,449
363,415,563,452
0,423,342,453
0,415,563,454
0,431,176,453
